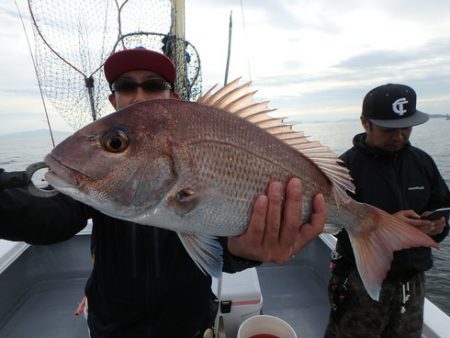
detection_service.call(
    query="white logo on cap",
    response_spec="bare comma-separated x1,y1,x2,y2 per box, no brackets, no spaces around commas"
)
392,98,408,116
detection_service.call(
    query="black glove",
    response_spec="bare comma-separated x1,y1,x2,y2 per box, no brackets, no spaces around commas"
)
0,168,30,189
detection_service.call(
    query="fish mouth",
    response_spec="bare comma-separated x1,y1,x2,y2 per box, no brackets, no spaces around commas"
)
44,154,85,190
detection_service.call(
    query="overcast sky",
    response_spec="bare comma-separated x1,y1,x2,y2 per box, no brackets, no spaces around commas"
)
1,0,450,134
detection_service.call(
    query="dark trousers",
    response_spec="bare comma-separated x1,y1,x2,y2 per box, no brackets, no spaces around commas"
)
324,270,425,338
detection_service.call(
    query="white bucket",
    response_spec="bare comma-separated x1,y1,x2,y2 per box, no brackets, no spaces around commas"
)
237,314,297,338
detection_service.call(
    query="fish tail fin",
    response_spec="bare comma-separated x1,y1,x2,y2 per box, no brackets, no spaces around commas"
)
347,203,437,301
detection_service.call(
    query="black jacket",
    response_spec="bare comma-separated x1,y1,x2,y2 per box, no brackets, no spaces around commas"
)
334,133,450,280
0,186,257,337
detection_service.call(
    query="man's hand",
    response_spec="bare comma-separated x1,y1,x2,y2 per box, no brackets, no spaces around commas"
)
393,209,446,236
227,178,327,263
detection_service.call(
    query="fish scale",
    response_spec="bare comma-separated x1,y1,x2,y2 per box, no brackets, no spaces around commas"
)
175,103,331,220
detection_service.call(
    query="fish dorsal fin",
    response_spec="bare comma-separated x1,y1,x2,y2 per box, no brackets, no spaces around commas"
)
197,79,355,204
197,77,243,106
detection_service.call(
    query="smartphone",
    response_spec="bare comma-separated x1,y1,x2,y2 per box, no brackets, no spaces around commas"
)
421,207,450,221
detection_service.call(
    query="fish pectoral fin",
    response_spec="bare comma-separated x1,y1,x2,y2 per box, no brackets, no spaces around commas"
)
173,187,198,215
166,187,199,215
177,232,223,277
169,187,220,216
348,204,438,301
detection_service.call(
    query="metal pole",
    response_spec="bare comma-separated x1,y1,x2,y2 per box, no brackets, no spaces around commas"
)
171,0,186,96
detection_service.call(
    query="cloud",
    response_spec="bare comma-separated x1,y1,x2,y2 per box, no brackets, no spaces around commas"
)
0,0,450,135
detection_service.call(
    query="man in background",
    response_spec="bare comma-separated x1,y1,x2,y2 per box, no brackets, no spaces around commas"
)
324,84,450,338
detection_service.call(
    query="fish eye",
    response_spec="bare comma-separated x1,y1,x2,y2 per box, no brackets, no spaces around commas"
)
101,128,129,153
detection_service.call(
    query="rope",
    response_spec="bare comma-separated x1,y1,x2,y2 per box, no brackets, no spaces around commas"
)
14,0,56,147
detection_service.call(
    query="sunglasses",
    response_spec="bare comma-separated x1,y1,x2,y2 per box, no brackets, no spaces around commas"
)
111,77,173,94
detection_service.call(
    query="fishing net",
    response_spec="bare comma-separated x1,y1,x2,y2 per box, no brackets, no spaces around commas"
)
28,0,202,130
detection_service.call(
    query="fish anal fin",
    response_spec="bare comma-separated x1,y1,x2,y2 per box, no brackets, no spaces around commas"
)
324,223,342,235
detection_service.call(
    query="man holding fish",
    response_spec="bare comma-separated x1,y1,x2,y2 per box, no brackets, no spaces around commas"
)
324,84,450,338
0,48,327,338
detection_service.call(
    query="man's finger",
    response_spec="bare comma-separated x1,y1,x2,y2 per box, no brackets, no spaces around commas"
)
279,178,302,248
263,181,283,246
227,194,268,260
310,193,327,227
246,194,268,244
293,193,327,253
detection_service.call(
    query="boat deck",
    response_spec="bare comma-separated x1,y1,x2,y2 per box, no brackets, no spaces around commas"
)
0,278,89,337
0,236,91,338
0,233,448,337
0,234,332,338
256,237,331,338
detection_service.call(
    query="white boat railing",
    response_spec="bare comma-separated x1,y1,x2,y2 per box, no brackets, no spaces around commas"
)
0,240,29,275
423,300,450,338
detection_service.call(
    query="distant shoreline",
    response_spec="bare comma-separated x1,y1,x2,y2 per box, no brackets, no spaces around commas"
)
0,129,72,138
286,114,447,125
0,114,447,137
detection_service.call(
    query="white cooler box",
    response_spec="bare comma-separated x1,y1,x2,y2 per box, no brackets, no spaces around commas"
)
212,268,263,338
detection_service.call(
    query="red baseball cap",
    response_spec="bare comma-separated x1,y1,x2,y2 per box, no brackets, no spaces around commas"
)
104,47,176,86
